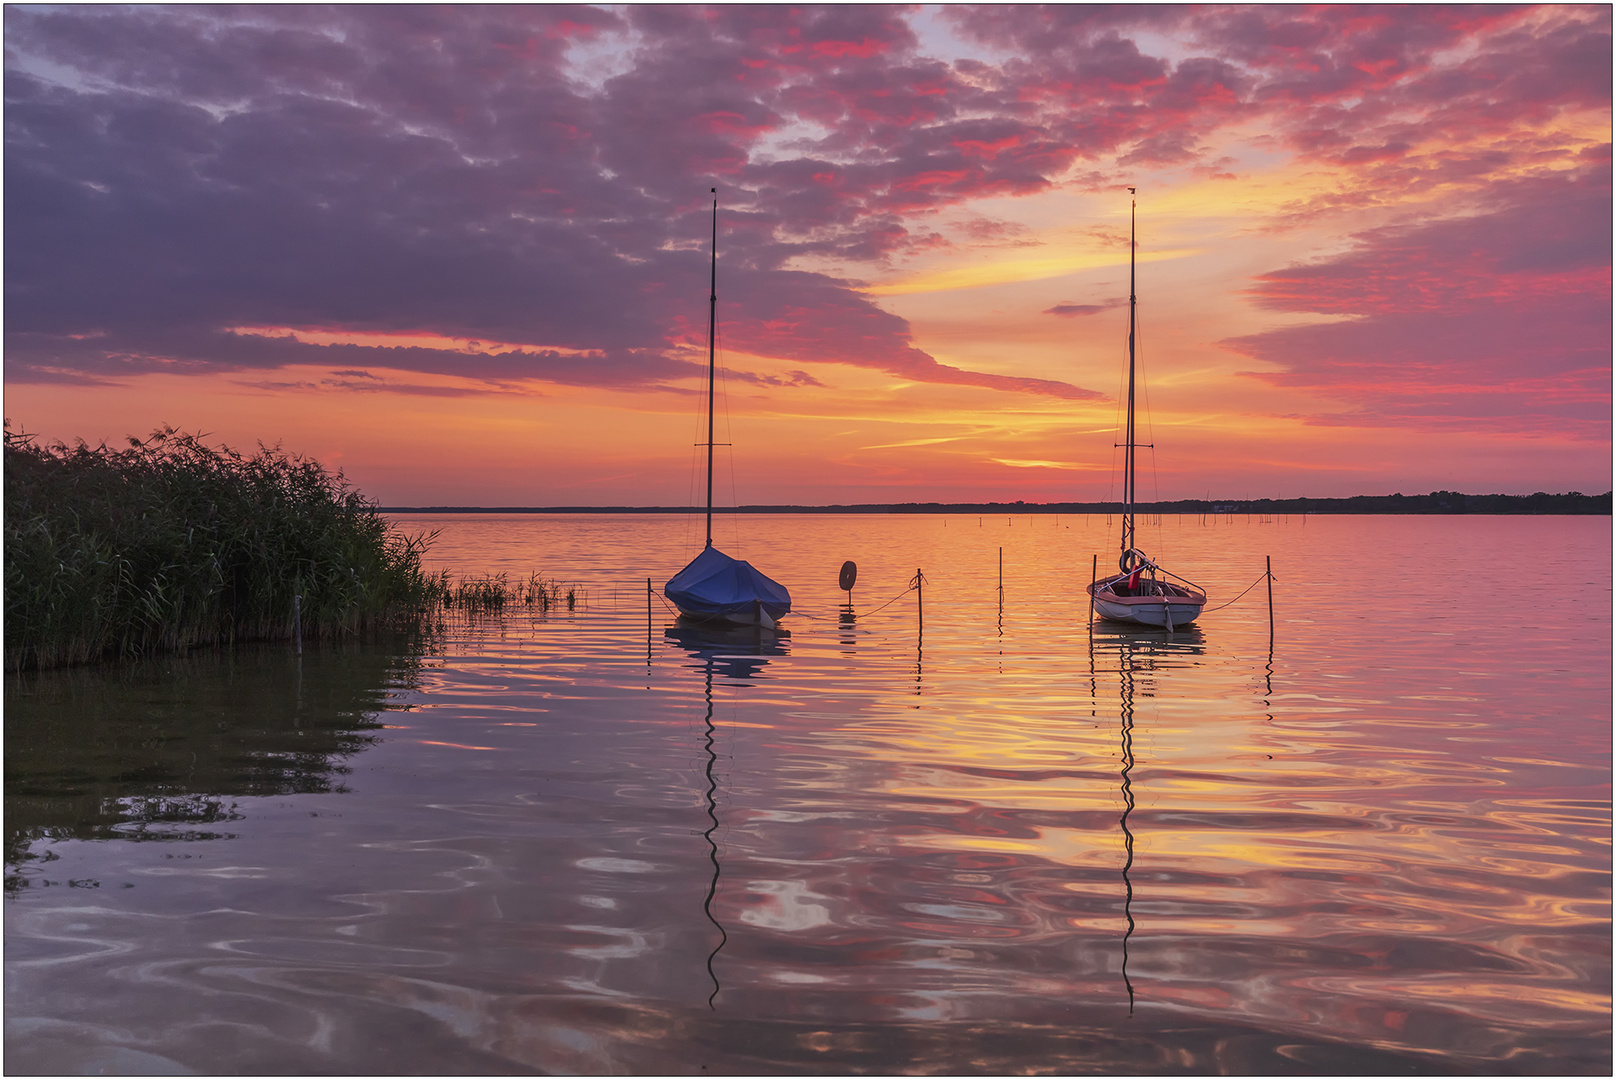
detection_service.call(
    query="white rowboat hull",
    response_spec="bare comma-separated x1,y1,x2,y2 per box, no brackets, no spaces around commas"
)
1089,584,1207,628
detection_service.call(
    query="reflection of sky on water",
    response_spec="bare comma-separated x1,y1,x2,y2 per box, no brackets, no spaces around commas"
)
5,514,1610,1074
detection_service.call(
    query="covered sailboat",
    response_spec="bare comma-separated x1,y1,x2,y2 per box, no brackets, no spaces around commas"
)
1087,189,1207,629
666,544,791,630
664,189,792,629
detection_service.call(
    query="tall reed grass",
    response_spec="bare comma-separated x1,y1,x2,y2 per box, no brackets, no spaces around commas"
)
5,424,444,671
433,572,582,616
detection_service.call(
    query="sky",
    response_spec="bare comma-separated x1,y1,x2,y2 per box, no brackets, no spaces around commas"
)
5,4,1610,506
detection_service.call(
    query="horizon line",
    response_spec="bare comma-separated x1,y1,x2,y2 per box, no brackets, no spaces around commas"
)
379,491,1612,515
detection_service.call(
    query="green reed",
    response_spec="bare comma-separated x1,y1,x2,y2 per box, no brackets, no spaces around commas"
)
5,424,445,671
437,572,581,615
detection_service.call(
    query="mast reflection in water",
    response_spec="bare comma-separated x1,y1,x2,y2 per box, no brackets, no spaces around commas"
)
664,622,789,1009
1089,622,1208,1015
1119,647,1138,1013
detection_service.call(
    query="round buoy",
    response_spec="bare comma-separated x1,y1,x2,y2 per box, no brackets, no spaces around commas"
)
838,560,858,592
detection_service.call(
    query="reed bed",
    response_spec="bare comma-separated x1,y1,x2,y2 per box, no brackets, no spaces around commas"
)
5,424,445,671
435,572,582,615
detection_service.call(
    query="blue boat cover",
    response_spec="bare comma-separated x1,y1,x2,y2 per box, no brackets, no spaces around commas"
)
664,545,792,622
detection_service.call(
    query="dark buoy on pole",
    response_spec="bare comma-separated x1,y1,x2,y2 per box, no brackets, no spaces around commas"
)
839,560,858,598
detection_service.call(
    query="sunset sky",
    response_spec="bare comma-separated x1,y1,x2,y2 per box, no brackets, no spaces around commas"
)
5,4,1610,506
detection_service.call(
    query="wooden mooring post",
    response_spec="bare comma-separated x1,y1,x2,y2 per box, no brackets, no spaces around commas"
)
1266,556,1274,643
1089,554,1096,624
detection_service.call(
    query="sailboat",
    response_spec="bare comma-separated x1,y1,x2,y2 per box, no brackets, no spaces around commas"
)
1087,189,1208,629
664,190,793,630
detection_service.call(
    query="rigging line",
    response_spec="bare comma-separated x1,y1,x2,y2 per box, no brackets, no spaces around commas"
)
713,310,741,551
1138,307,1162,538
1106,331,1128,509
685,333,709,553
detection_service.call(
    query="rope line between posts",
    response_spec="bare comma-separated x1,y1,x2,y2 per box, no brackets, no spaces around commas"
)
789,581,919,622
1201,569,1276,614
645,579,919,626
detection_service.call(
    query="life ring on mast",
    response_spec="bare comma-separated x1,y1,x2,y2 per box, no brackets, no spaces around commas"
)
1119,548,1150,574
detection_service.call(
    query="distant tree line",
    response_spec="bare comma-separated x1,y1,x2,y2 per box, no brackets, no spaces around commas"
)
387,490,1611,515
843,491,1614,516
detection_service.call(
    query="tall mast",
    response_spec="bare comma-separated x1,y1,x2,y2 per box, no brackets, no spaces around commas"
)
1122,187,1137,559
705,188,717,549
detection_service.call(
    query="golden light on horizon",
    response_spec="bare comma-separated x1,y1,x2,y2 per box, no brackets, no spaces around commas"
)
862,248,1201,297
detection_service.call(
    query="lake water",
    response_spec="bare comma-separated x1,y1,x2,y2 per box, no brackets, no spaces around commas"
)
6,513,1610,1074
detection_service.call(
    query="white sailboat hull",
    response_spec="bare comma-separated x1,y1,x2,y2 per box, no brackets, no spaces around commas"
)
1089,582,1207,628
671,604,779,629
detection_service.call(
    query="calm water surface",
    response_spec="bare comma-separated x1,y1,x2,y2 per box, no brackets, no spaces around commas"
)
6,513,1610,1074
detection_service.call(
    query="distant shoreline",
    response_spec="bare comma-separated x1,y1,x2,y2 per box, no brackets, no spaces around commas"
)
383,492,1611,516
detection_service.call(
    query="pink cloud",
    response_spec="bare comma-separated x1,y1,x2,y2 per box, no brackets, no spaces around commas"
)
1225,159,1611,439
944,4,1607,180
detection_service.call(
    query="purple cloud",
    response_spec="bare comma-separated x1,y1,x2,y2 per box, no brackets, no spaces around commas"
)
4,2,1608,429
1045,300,1125,318
4,5,1098,399
1225,158,1611,438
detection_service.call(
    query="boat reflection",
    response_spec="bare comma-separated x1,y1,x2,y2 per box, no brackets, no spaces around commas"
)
1087,623,1206,1012
662,622,786,1008
4,635,432,892
663,622,788,682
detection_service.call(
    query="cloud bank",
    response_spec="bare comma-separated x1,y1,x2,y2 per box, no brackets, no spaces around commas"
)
6,4,1608,434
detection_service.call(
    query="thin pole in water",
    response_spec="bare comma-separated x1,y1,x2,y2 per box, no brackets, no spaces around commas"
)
1266,555,1274,643
1089,554,1096,624
912,568,924,636
294,594,302,655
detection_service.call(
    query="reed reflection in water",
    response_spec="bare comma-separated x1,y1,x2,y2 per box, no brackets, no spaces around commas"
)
6,636,433,892
4,513,1609,1075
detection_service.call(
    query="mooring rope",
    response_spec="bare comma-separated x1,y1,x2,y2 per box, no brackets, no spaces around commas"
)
1200,569,1276,614
645,578,919,627
777,581,919,622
